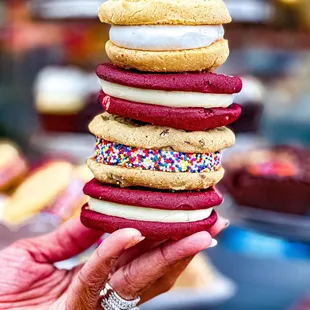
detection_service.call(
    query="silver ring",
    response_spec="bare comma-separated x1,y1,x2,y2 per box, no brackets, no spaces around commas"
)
100,282,140,310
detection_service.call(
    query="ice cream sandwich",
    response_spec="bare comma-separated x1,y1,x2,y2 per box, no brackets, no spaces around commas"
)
81,179,222,240
86,113,234,190
2,161,87,224
97,63,242,131
99,0,231,72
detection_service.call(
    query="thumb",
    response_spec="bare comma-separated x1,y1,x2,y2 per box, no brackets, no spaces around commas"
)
67,228,144,310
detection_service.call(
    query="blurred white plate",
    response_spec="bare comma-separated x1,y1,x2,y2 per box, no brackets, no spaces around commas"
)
141,272,236,310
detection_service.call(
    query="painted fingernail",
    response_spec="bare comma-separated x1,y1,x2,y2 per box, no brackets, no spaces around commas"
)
208,239,218,248
124,236,145,250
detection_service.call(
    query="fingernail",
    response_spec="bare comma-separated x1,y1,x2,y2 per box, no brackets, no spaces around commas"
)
208,239,218,248
224,220,230,228
124,236,145,250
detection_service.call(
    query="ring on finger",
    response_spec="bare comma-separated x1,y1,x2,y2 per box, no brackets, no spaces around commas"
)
100,282,140,310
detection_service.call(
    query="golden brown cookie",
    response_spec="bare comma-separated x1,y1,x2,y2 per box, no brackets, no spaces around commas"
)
3,161,74,224
87,158,224,190
99,0,231,26
105,39,229,72
89,113,235,153
0,142,28,192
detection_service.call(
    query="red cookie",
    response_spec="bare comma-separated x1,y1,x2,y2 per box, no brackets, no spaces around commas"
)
84,179,223,211
99,92,242,131
96,63,242,94
81,205,218,241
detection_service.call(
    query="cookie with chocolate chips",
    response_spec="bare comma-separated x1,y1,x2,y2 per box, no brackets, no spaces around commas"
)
89,113,235,153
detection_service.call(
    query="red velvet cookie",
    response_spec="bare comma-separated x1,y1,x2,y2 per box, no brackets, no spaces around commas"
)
96,63,242,94
99,92,242,131
81,205,218,241
84,179,223,211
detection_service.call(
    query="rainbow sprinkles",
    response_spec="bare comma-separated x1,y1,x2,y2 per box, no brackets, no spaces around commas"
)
95,138,222,173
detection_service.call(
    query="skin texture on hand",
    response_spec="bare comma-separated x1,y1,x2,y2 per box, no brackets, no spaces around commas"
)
0,217,227,310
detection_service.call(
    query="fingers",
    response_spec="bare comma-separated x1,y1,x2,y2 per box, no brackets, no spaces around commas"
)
112,239,163,273
112,215,228,272
208,216,229,237
140,256,194,304
110,231,213,301
67,228,144,310
15,218,103,263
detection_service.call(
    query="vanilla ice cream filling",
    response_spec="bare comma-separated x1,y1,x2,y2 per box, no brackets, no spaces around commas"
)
110,25,224,51
89,198,214,223
100,80,233,109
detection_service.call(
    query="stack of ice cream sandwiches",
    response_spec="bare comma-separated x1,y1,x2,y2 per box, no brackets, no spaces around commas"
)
81,0,243,240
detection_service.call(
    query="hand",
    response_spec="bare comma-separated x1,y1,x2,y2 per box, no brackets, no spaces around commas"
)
0,217,227,310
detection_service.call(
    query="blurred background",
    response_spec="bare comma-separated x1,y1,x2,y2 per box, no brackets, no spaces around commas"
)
1,0,310,309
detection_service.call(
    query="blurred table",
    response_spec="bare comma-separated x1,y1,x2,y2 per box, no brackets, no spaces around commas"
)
206,225,310,310
162,222,310,310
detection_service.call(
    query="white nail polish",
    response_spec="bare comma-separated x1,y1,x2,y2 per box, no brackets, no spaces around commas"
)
209,239,218,248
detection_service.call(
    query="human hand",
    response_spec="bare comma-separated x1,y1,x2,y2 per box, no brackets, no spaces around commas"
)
0,217,227,310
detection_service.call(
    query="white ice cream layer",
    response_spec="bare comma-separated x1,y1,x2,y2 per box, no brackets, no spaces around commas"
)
100,80,233,109
110,25,224,51
89,198,214,223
